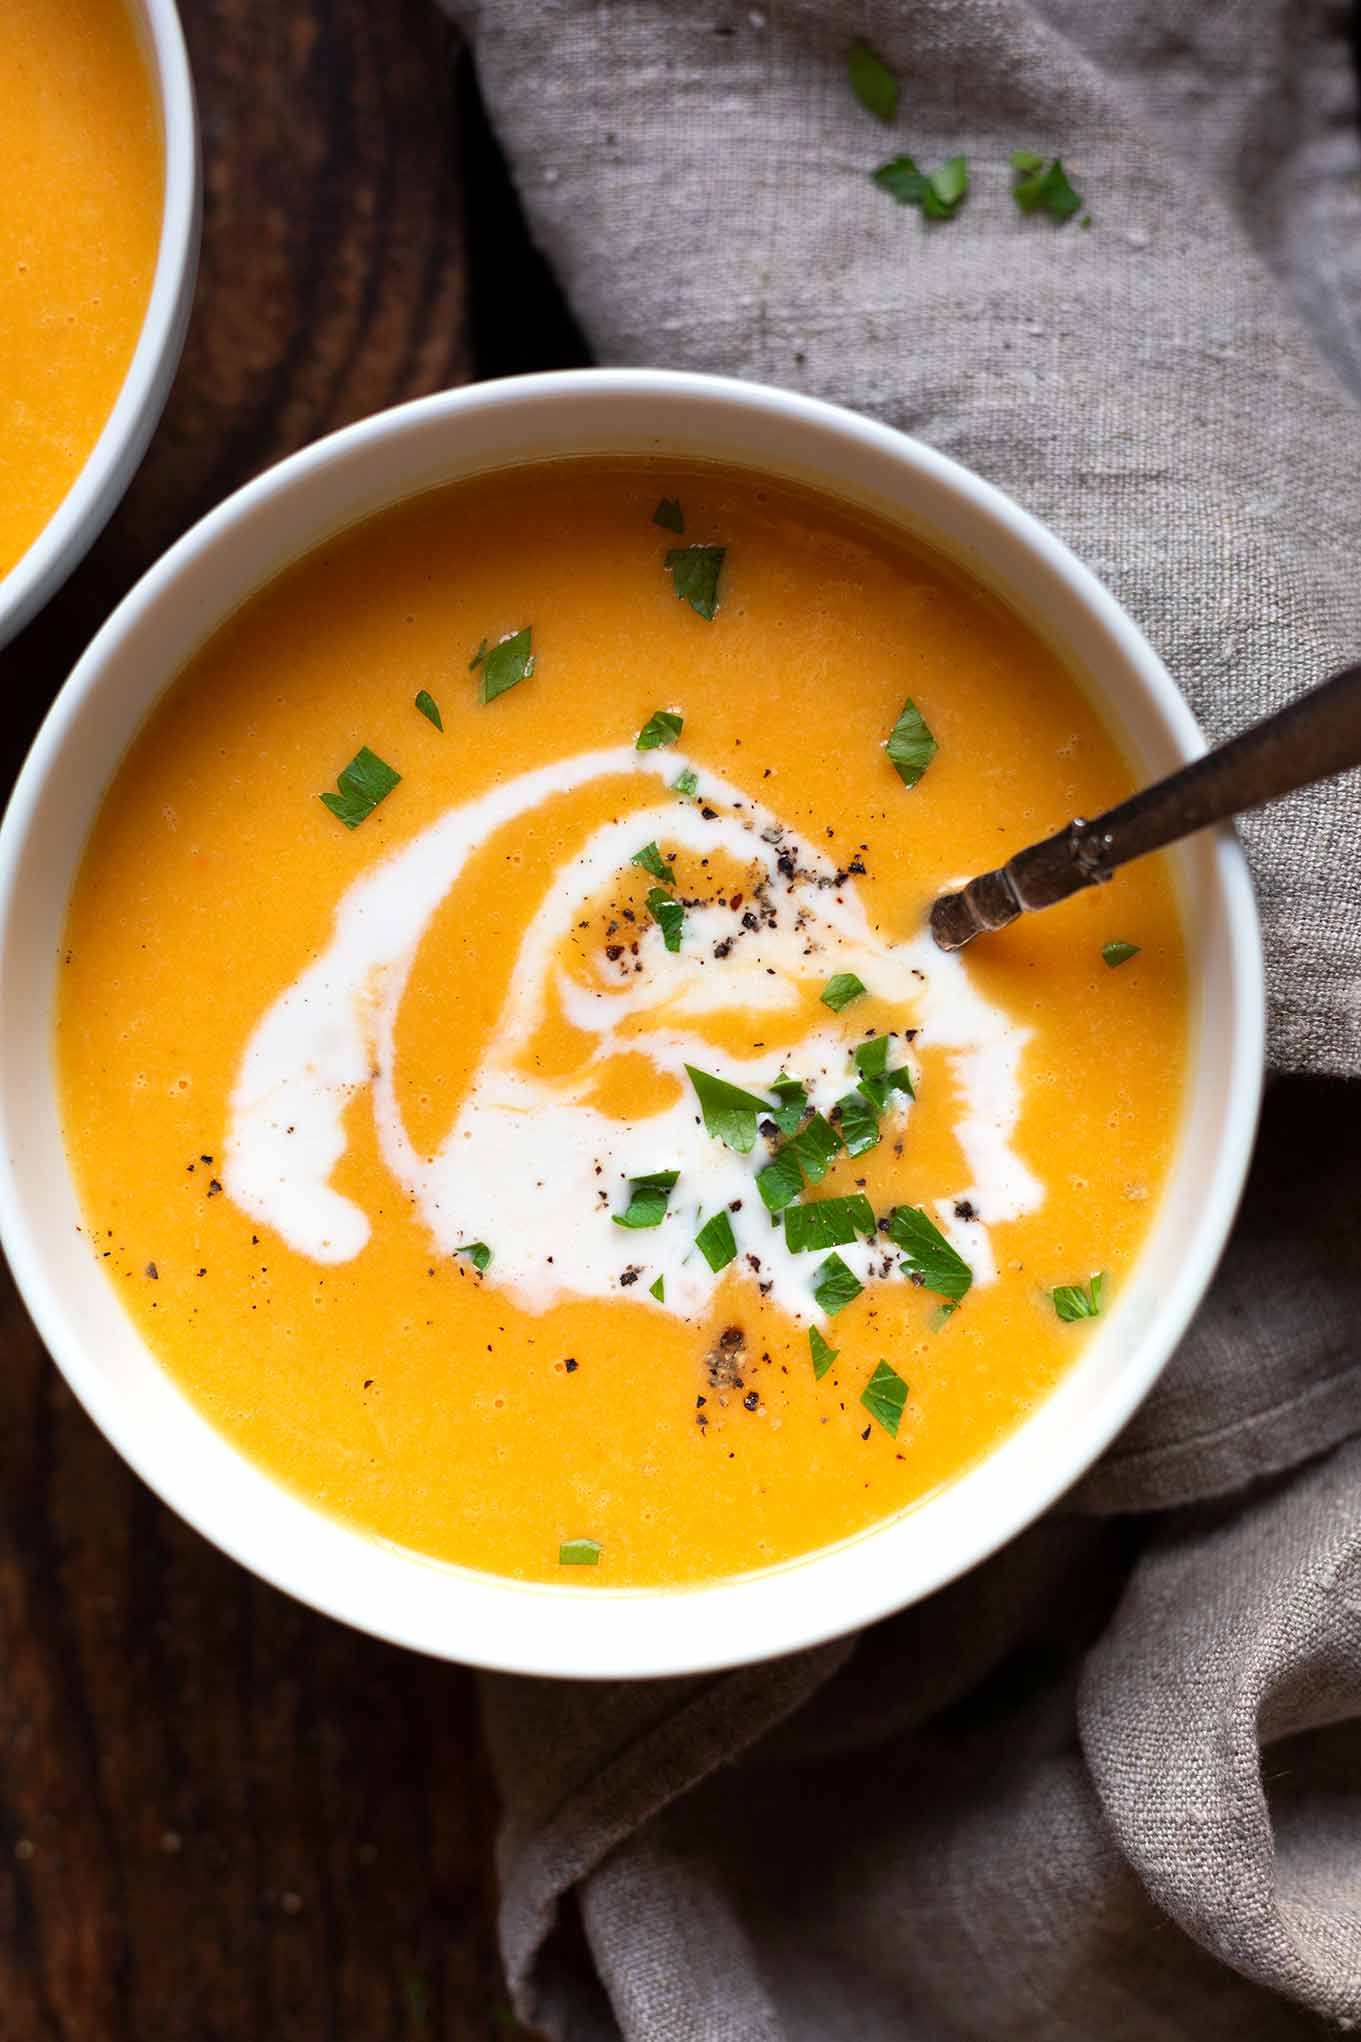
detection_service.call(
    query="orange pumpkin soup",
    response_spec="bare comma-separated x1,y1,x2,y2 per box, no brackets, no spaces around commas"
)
58,461,1186,1587
0,0,162,580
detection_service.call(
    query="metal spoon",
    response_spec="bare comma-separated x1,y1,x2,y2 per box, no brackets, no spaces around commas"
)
930,661,1361,951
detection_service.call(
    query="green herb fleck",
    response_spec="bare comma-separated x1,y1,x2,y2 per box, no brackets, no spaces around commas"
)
614,1168,679,1230
685,1066,770,1154
653,497,685,534
1102,940,1141,969
848,39,897,122
649,1274,665,1302
886,697,938,788
559,1537,602,1566
1052,1271,1106,1321
402,1972,430,2028
695,1209,738,1272
672,766,699,800
454,1241,492,1273
665,545,725,621
835,1089,881,1157
861,1358,908,1438
757,1113,843,1213
637,707,684,751
1011,151,1083,223
647,888,685,953
871,154,969,221
473,626,535,704
821,972,867,1013
812,1252,864,1317
768,1074,808,1135
784,1194,877,1254
414,689,443,732
468,636,488,669
809,1325,839,1379
320,745,401,830
854,1035,915,1110
886,1206,972,1302
632,841,676,886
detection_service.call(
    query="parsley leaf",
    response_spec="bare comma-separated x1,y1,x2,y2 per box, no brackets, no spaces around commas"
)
756,1113,842,1213
468,637,488,669
320,746,401,830
812,1252,864,1317
415,690,443,731
871,154,969,220
473,627,535,704
886,698,938,788
861,1359,908,1438
886,1206,972,1302
685,1065,770,1154
1011,151,1083,223
613,1169,679,1230
784,1194,877,1254
809,1325,839,1380
1102,940,1140,969
653,497,685,534
665,545,725,620
821,972,867,1012
1052,1271,1106,1321
632,841,675,886
454,1241,492,1273
695,1209,738,1272
768,1074,808,1135
647,887,685,952
672,766,699,800
854,1036,915,1111
637,708,683,751
848,39,897,122
649,1274,665,1301
559,1538,601,1566
835,1089,881,1157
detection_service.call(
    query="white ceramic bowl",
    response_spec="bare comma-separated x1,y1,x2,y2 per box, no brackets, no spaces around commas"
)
0,0,200,650
0,371,1265,1678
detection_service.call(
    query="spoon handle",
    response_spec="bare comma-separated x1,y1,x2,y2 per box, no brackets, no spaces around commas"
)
931,661,1361,951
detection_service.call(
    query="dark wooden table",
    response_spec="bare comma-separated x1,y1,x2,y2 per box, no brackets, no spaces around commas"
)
0,6,583,2033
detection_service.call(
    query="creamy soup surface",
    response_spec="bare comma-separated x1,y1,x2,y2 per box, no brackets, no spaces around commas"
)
59,461,1187,1587
0,0,162,580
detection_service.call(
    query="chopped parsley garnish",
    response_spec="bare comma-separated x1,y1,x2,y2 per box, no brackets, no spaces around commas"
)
613,1168,679,1230
454,1241,492,1273
672,767,699,800
809,1325,839,1380
757,1113,842,1213
637,708,683,751
472,626,535,703
848,38,897,122
685,1065,771,1154
1052,1271,1106,1321
1102,940,1140,969
649,1274,665,1302
835,1089,881,1157
653,497,685,533
812,1252,863,1317
871,154,969,221
861,1359,908,1438
559,1538,602,1566
886,698,938,788
665,545,725,621
632,841,675,886
468,637,488,669
414,689,443,731
853,1035,915,1110
647,888,685,953
886,1206,972,1302
1011,151,1083,223
768,1074,808,1135
821,972,867,1013
784,1194,877,1254
320,746,401,830
695,1209,738,1272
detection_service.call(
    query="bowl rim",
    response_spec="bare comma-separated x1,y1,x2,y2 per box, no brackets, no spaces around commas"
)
0,368,1267,1677
0,0,201,650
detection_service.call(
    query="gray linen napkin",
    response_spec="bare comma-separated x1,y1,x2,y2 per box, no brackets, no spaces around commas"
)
441,1,1361,2032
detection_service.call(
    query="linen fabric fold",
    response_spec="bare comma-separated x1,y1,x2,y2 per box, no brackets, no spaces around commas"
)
439,0,1361,2032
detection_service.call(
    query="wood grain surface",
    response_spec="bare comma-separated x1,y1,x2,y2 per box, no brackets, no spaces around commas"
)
0,4,577,2034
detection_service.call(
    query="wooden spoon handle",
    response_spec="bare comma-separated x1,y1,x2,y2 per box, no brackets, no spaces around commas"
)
931,661,1361,950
